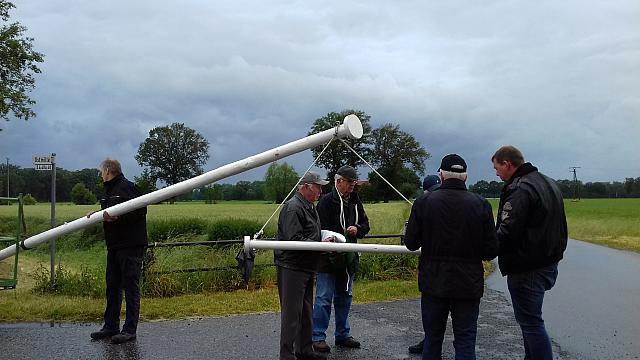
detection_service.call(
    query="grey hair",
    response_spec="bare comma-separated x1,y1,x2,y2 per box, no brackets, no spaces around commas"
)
439,169,467,181
334,174,346,181
100,158,122,175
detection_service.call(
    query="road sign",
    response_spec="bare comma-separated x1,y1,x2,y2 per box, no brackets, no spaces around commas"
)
34,164,53,171
33,155,53,165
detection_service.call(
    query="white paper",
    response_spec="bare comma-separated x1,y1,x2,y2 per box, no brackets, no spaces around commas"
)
321,230,346,243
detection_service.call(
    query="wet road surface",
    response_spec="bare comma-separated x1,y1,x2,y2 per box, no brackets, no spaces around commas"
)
0,287,573,360
487,239,640,360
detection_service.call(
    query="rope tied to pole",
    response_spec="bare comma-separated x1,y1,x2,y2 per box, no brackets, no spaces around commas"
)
254,128,338,240
339,139,413,206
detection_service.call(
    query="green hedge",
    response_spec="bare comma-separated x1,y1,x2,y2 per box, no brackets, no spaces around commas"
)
207,218,262,241
147,218,208,242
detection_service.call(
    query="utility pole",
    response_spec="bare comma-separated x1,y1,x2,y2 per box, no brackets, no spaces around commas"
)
5,158,8,205
50,153,57,288
5,157,8,197
569,166,581,201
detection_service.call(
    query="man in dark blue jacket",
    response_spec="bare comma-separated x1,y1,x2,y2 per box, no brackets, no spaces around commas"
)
89,158,147,344
492,145,567,360
312,165,370,353
405,154,498,360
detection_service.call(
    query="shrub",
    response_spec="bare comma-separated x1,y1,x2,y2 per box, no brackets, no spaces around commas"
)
147,218,208,242
357,253,418,281
70,183,97,205
207,218,262,241
32,263,104,298
23,194,37,205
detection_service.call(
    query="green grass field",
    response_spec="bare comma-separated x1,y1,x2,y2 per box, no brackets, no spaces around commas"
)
0,198,638,322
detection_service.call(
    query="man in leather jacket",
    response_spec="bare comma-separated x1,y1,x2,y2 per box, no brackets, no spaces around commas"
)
492,145,568,360
89,158,147,344
311,165,370,353
275,171,329,360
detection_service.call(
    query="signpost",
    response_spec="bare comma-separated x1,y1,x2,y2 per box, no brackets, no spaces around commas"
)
33,153,57,288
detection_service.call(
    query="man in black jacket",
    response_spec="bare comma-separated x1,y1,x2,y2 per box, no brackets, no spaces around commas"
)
405,154,498,359
312,165,370,353
275,171,329,360
492,146,567,360
407,174,442,355
89,158,147,344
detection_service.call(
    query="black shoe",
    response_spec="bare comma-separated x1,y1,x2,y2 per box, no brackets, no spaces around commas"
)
90,328,119,340
408,339,424,354
335,336,361,348
111,332,137,344
313,340,331,353
295,350,327,360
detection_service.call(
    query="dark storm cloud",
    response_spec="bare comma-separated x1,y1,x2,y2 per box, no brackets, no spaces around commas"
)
2,0,638,186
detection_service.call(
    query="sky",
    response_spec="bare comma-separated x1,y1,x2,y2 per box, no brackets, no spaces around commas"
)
2,0,639,187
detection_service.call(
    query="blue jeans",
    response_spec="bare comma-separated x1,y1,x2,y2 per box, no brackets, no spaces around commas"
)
421,294,480,360
507,263,558,360
312,271,353,342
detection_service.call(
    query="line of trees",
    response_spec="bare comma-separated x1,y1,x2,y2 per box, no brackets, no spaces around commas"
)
2,162,639,205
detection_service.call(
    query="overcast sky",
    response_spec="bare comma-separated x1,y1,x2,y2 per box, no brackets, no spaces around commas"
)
3,0,639,186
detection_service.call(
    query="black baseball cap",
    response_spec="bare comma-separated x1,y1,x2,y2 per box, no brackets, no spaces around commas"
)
439,154,467,173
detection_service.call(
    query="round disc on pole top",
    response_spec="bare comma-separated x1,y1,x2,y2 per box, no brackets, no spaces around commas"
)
343,114,363,139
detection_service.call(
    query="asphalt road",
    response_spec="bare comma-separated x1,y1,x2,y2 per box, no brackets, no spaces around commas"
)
487,239,640,360
0,286,572,360
5,238,637,359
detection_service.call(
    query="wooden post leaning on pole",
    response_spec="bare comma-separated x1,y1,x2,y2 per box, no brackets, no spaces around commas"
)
0,115,364,261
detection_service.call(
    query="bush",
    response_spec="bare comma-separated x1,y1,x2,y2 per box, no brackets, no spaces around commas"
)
70,183,97,205
207,218,262,241
32,263,104,298
23,193,37,205
147,218,208,242
357,253,418,281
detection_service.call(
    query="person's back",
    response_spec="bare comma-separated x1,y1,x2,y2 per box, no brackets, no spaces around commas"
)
405,154,497,360
409,178,497,299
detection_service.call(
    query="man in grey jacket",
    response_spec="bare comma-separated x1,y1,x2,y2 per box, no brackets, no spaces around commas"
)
275,171,329,360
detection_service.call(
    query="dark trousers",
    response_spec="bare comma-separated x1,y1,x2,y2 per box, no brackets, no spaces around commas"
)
507,262,558,360
421,294,480,360
277,266,315,360
104,247,145,334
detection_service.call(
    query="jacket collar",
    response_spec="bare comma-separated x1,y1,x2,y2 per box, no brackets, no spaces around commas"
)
294,191,314,208
104,173,124,191
439,178,467,190
506,162,538,186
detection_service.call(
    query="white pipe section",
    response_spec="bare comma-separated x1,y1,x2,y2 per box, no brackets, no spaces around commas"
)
244,238,420,255
0,115,364,261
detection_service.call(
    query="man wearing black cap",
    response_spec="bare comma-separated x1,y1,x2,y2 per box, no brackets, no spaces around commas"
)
311,165,370,353
492,146,567,360
405,154,498,359
275,171,329,360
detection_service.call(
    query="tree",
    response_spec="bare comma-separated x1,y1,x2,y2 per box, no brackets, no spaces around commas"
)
0,0,44,127
135,123,210,187
204,183,223,204
308,110,373,180
70,182,97,205
264,162,299,203
133,168,158,195
369,123,429,202
624,178,635,195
